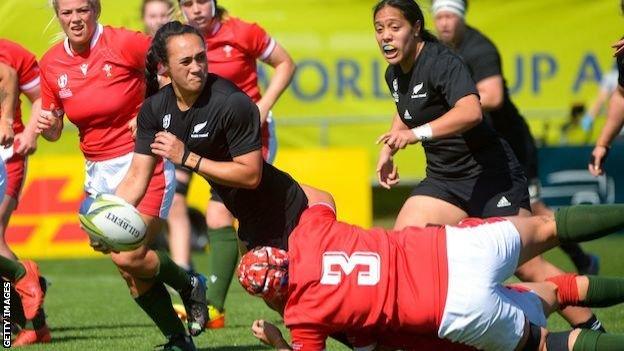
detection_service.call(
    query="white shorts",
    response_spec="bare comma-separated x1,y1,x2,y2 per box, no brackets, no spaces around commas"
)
0,159,6,199
85,152,175,219
438,220,531,351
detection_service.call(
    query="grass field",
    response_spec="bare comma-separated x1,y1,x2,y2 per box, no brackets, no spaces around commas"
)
13,232,624,350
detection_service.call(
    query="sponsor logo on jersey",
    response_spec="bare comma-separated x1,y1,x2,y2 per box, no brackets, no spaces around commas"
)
80,64,88,76
411,82,427,99
403,109,412,120
162,114,171,129
191,121,209,138
497,196,512,208
320,251,380,286
223,45,233,58
103,64,112,78
57,74,73,98
392,78,399,102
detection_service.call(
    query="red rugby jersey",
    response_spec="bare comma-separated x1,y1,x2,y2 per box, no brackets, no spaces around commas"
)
0,39,40,134
284,204,449,350
40,25,150,161
204,17,275,103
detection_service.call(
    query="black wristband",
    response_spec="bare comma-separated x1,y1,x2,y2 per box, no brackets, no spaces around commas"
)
589,145,610,168
193,157,202,172
181,148,192,170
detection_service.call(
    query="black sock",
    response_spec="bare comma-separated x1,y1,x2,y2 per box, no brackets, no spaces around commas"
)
573,314,606,332
560,243,591,271
134,282,186,337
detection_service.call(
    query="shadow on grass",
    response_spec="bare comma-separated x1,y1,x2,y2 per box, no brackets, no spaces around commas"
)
50,322,152,332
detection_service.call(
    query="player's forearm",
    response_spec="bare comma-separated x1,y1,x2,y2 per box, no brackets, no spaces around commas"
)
115,154,156,206
0,65,18,126
25,98,42,133
258,59,295,119
185,153,262,189
428,97,482,138
596,88,624,147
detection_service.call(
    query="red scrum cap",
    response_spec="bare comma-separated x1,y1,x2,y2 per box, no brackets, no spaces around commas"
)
237,246,289,301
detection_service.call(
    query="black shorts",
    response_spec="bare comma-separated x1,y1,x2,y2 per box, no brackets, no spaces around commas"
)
411,170,531,217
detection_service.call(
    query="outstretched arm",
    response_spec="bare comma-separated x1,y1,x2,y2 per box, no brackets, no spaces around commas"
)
251,320,292,351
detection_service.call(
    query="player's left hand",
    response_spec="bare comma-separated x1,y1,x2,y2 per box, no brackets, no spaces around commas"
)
251,320,287,348
14,129,37,156
128,116,137,139
151,131,185,165
256,101,270,127
376,129,418,150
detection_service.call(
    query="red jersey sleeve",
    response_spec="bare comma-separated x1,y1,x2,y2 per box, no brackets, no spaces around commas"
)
15,48,39,92
239,21,274,61
290,327,327,351
115,28,151,71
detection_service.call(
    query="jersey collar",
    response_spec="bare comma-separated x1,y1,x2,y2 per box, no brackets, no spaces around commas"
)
63,23,104,57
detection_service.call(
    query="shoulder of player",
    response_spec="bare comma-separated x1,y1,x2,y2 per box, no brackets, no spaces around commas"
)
101,25,149,47
40,42,67,67
0,39,33,60
424,42,465,69
222,16,261,31
463,26,498,54
209,74,251,102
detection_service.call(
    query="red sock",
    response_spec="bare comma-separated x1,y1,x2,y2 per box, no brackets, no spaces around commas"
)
546,273,580,307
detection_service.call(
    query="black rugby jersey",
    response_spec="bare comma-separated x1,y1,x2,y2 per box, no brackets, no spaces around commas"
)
385,41,517,179
135,74,307,249
454,26,537,177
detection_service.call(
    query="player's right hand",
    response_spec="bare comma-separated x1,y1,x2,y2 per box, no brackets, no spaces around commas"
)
0,118,14,148
251,320,287,348
36,103,61,133
377,152,400,189
588,145,609,176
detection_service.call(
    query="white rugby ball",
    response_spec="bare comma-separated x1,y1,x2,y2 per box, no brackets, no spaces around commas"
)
78,194,147,252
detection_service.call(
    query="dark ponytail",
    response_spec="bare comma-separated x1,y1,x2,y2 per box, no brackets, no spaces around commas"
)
373,0,438,42
144,20,205,98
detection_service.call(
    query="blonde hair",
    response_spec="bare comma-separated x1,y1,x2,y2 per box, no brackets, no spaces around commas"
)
49,0,102,19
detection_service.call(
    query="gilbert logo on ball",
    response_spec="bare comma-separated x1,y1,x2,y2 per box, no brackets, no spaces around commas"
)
78,194,147,252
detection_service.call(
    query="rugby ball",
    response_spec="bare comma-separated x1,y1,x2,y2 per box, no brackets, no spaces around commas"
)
78,194,147,252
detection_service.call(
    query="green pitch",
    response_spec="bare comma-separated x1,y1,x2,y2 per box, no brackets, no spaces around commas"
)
15,234,624,350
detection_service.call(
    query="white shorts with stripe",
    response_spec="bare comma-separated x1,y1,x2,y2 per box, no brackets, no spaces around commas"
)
438,220,544,351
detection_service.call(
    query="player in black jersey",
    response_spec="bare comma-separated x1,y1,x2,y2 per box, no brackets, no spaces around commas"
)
373,0,529,228
115,21,307,252
431,0,605,333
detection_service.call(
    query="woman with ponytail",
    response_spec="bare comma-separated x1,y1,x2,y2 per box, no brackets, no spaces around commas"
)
36,1,206,349
171,0,296,327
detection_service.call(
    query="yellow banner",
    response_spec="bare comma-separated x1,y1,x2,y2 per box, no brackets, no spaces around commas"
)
1,0,619,117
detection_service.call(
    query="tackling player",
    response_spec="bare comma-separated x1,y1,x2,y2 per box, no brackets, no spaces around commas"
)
36,1,206,349
238,188,624,351
431,0,604,332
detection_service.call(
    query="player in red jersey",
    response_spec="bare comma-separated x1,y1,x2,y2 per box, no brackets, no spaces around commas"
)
238,188,624,351
142,0,175,37
0,47,51,346
36,1,206,349
170,0,296,327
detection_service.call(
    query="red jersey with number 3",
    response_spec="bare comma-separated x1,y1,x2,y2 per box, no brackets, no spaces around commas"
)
39,25,150,161
284,204,449,351
0,39,40,134
205,17,275,103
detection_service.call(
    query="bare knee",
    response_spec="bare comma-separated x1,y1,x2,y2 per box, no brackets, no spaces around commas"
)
111,248,148,272
206,202,233,229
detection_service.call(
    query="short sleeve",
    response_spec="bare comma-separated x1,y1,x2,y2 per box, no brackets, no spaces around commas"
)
117,28,151,72
617,54,624,88
431,54,479,107
39,66,63,113
466,42,501,83
290,327,327,351
134,98,160,155
15,49,39,92
222,92,262,157
239,21,274,61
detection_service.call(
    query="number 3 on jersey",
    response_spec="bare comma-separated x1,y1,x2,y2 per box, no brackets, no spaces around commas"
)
320,251,380,286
